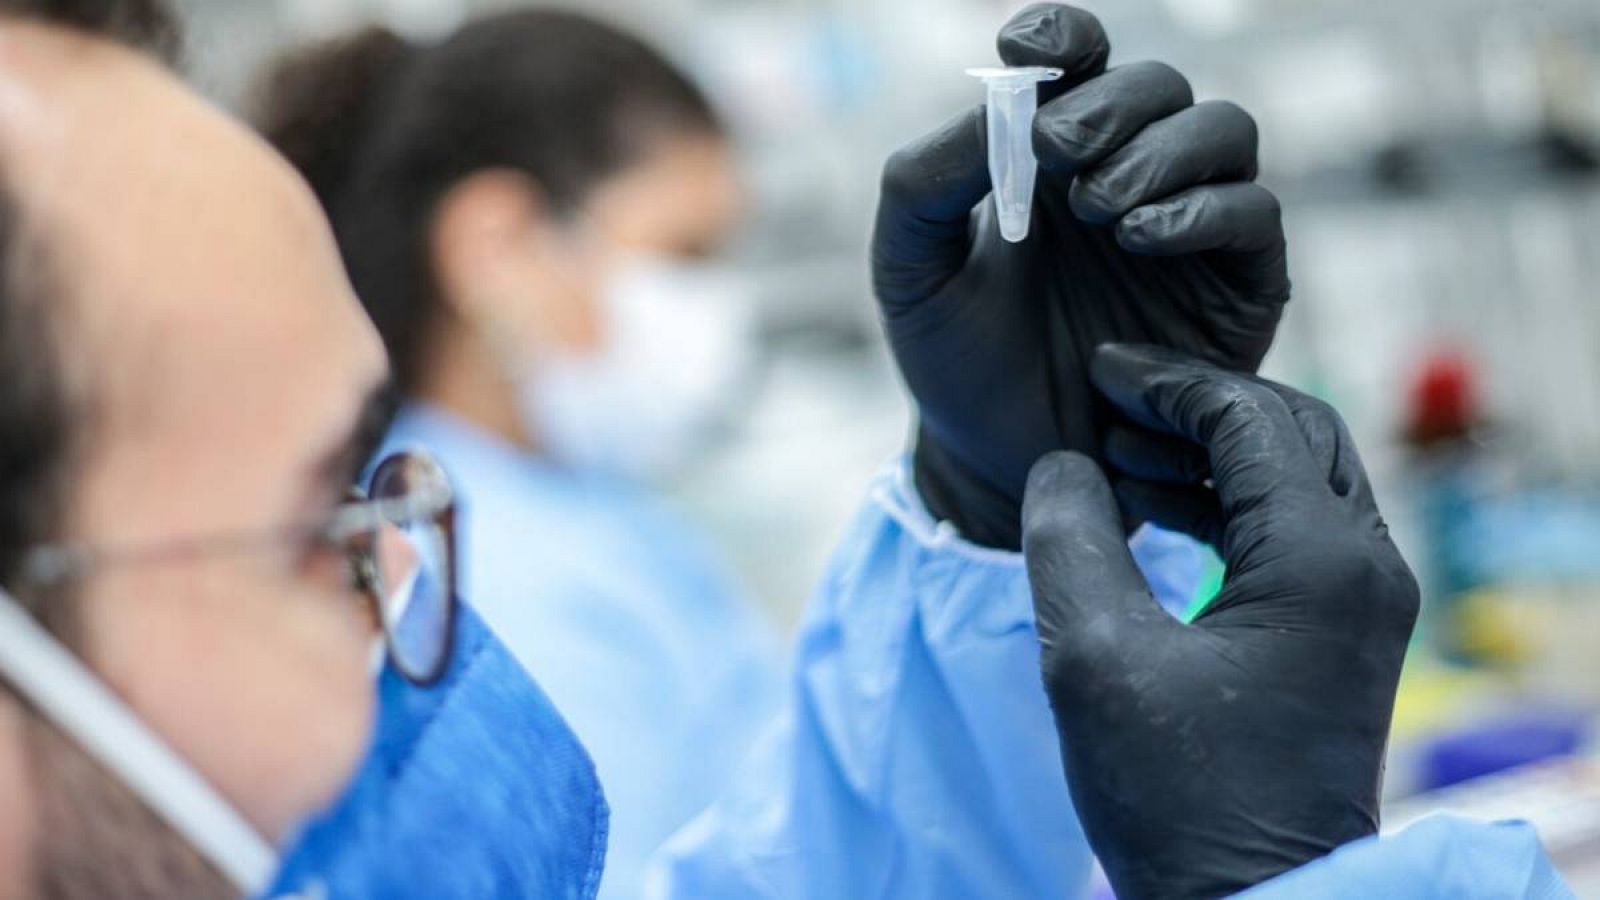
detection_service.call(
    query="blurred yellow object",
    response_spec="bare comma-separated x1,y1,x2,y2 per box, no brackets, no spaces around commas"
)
1405,583,1600,717
1391,663,1499,741
1454,587,1542,665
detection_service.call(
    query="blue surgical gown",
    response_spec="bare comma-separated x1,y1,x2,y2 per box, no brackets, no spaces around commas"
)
383,405,783,899
641,461,1571,898
386,406,1568,898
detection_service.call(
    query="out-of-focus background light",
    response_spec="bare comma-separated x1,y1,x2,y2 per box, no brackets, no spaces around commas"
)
173,0,1600,887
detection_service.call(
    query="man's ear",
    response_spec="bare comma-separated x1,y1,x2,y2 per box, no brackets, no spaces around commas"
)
428,169,548,324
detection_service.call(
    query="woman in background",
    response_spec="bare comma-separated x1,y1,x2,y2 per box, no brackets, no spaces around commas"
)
255,12,778,896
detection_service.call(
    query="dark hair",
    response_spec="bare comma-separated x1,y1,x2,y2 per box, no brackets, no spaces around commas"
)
0,0,180,61
255,10,723,395
0,190,81,641
0,192,77,615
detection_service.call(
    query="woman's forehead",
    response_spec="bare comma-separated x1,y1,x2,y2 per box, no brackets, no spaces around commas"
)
584,133,743,254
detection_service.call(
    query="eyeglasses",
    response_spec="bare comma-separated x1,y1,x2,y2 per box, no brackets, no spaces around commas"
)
15,450,459,686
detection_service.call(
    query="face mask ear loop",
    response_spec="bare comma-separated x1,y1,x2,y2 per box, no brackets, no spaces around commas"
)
0,589,278,894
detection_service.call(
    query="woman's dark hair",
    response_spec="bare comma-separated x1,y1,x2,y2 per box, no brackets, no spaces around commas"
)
255,10,723,395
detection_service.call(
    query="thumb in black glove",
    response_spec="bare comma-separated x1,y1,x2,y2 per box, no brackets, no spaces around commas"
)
1022,344,1419,899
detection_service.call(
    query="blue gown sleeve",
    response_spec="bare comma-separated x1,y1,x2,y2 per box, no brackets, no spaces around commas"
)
642,461,1202,898
641,462,1574,899
1238,815,1573,899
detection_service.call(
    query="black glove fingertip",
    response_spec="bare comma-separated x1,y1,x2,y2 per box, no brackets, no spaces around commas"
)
1024,450,1106,517
1089,343,1185,428
1068,174,1124,226
1023,451,1126,564
1114,206,1166,254
998,3,1110,93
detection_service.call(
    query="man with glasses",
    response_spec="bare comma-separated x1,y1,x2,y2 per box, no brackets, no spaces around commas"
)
0,3,440,893
0,1,1572,898
0,6,613,890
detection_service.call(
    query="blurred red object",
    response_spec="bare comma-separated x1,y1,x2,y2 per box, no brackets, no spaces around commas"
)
1404,349,1481,448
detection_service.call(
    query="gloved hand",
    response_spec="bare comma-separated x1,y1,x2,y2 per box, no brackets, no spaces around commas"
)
1021,344,1420,899
873,3,1290,548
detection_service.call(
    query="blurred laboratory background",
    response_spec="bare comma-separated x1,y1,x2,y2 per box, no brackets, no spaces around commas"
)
172,0,1600,889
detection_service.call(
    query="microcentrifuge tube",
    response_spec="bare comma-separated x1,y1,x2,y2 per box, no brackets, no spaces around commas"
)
966,66,1063,243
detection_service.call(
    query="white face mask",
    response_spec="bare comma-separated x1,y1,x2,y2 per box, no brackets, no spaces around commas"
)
512,253,756,483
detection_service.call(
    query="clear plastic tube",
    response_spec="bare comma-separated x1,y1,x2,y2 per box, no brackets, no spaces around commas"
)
966,66,1063,242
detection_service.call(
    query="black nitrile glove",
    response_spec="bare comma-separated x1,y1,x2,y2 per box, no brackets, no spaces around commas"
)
1021,344,1420,899
873,3,1290,549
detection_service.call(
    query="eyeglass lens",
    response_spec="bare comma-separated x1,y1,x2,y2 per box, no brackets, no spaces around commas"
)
367,454,454,684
